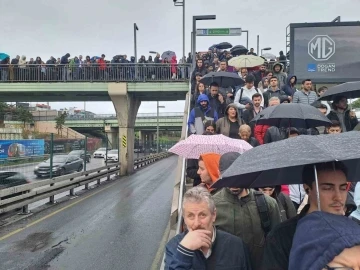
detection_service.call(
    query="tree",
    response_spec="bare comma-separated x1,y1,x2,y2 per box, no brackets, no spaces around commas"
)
351,99,360,109
13,107,33,128
55,112,67,136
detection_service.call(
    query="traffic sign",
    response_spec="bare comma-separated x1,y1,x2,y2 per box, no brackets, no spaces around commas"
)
196,28,242,36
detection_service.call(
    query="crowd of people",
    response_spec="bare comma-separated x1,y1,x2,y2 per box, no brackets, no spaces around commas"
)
0,52,192,81
164,46,360,269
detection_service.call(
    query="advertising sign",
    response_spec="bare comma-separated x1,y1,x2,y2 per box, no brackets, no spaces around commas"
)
290,22,360,83
0,140,45,159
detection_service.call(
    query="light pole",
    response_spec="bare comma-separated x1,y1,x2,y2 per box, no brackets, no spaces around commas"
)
157,101,165,153
261,47,272,56
241,30,249,49
134,23,139,63
173,0,186,61
192,15,216,69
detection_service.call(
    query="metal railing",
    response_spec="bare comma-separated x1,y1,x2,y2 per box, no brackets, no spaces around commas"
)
0,152,171,215
0,63,191,82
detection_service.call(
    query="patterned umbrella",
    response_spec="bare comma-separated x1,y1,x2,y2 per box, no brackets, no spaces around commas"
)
169,134,253,159
161,51,176,60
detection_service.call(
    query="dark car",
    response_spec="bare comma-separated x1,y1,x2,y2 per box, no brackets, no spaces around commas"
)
0,171,31,200
69,150,91,163
34,155,84,178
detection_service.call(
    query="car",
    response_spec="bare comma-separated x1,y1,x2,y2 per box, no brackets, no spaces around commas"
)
104,149,119,162
69,150,91,163
34,154,84,177
93,147,110,158
0,171,31,200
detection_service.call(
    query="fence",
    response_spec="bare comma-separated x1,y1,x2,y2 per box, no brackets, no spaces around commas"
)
0,63,191,82
0,152,171,215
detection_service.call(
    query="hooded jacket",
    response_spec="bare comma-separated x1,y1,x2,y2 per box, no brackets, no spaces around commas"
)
19,56,27,68
188,94,218,134
280,75,297,96
215,103,243,138
289,211,360,270
272,62,287,89
327,105,358,132
350,182,360,223
200,153,221,190
213,188,281,270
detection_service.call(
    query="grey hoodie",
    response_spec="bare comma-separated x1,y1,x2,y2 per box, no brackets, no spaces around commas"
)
272,62,287,89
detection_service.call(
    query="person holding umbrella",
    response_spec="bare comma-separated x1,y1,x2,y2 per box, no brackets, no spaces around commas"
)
327,95,358,132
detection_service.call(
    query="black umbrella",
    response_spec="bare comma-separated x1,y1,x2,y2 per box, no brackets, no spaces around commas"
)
318,81,360,101
208,44,218,50
215,42,233,50
212,131,360,189
251,103,332,128
230,45,248,56
199,71,244,88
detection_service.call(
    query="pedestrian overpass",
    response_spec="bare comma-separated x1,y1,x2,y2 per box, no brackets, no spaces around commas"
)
0,64,190,175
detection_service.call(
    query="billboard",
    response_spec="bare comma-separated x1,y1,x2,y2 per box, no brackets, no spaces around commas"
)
0,140,45,159
44,138,102,154
290,22,360,83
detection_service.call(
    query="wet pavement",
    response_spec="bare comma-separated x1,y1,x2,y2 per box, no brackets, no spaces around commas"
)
0,156,177,270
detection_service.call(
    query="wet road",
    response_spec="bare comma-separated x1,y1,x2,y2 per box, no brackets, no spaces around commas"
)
2,153,146,181
0,155,176,270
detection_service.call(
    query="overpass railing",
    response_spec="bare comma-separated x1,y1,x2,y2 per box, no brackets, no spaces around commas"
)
0,63,191,83
0,152,170,215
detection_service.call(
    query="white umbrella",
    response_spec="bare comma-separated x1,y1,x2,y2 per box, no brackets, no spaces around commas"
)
228,55,265,68
262,53,276,59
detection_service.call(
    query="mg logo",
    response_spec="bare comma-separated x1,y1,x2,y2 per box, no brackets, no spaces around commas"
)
308,35,335,61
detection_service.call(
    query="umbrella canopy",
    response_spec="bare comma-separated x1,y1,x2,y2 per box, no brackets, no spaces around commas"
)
199,71,244,88
161,51,176,60
215,42,233,50
230,45,248,56
318,81,360,101
228,55,265,68
251,103,332,128
0,53,10,61
208,44,218,50
168,134,252,159
261,53,276,59
212,131,360,189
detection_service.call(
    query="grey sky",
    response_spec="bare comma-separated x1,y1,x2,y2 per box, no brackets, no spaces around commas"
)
1,0,359,113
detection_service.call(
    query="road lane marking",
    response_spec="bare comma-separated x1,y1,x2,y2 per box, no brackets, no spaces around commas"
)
0,179,121,242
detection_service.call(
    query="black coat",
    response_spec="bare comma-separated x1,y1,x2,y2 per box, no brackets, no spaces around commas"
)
186,159,201,186
327,110,358,132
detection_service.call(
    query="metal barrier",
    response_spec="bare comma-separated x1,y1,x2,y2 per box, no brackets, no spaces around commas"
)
0,152,171,215
0,64,191,82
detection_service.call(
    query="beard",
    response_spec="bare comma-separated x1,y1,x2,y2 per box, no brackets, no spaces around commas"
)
229,188,244,195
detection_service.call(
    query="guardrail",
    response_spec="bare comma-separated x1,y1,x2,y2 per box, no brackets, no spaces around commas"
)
0,152,171,215
0,63,191,82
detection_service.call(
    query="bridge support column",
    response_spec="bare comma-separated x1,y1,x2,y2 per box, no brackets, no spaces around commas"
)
108,83,141,176
106,127,119,149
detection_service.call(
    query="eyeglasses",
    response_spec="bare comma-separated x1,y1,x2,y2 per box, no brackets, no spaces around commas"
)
324,266,353,270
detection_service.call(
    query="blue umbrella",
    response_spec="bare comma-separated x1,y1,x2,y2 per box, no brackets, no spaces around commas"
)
91,56,101,61
0,53,10,61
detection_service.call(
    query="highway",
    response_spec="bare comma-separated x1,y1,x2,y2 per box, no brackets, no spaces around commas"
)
0,155,177,270
1,153,146,181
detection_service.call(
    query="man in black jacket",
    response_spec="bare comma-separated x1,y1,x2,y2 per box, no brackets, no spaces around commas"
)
327,95,358,132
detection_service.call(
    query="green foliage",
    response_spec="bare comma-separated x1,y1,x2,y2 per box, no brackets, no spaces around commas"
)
55,112,67,135
13,106,33,127
351,99,360,109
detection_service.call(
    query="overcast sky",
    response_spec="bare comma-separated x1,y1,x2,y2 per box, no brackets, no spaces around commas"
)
1,0,359,114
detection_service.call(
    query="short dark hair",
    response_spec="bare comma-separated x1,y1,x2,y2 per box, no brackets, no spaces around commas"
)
202,131,214,135
252,93,262,100
302,79,312,84
210,82,219,88
302,161,347,189
265,70,272,76
245,75,255,83
270,76,278,81
220,59,227,64
330,120,341,128
318,86,328,92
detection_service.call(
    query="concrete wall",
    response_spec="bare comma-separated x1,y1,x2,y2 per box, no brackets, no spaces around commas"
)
34,122,85,139
0,128,23,140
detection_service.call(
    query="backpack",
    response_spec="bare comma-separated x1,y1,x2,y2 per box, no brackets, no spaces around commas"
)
254,191,271,237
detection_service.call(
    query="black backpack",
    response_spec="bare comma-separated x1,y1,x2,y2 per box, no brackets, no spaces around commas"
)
254,191,271,237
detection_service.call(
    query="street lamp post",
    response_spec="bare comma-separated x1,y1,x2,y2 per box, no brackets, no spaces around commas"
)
241,30,249,49
134,23,139,63
157,101,165,153
173,0,186,61
261,47,272,56
192,15,216,69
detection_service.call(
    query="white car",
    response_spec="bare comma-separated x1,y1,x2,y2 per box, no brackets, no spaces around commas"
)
93,148,109,158
104,150,119,162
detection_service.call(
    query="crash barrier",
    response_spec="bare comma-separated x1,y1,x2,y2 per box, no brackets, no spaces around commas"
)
0,63,191,82
0,152,171,215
